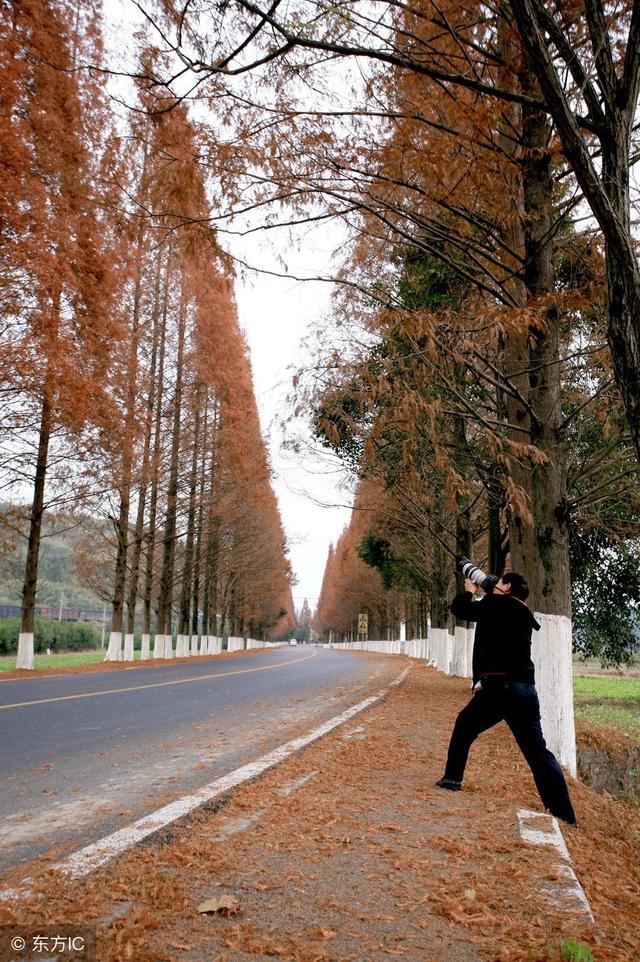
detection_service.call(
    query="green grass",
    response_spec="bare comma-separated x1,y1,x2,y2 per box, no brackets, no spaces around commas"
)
573,674,640,741
574,703,640,740
573,676,640,700
0,649,138,671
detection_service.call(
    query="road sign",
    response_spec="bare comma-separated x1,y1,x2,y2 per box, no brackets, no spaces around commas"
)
357,613,368,636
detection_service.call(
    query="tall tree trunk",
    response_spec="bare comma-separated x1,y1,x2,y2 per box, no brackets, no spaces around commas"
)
520,57,575,773
601,115,640,471
450,397,473,677
105,278,142,662
452,502,472,678
202,404,219,648
191,398,209,653
487,478,508,577
17,382,53,669
430,534,450,673
156,271,187,656
508,0,640,470
176,384,203,656
145,260,169,658
105,189,149,661
498,15,575,771
126,255,162,651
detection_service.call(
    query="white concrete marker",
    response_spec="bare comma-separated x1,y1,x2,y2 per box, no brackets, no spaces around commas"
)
517,808,571,861
1,667,408,899
516,809,594,923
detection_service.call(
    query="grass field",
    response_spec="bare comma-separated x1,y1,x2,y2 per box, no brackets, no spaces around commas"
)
0,649,127,671
573,674,640,741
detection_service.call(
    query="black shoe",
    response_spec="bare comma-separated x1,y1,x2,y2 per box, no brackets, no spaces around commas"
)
436,777,462,792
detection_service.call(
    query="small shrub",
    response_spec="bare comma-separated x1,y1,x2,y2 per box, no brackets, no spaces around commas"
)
0,617,101,654
558,940,594,962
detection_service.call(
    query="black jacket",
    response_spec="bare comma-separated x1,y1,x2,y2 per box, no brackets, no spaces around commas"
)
450,591,540,686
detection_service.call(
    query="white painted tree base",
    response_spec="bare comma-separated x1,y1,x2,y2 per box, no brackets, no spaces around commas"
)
425,628,435,666
140,634,151,660
163,635,174,659
464,629,474,679
190,635,199,655
532,613,576,777
153,634,164,659
433,628,450,674
16,633,34,670
175,634,188,658
199,635,208,655
451,626,468,677
104,631,122,662
123,633,135,662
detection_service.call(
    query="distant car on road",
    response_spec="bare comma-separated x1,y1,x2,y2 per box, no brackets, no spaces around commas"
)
288,638,298,646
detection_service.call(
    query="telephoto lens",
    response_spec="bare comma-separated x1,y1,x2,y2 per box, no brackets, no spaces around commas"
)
455,556,499,593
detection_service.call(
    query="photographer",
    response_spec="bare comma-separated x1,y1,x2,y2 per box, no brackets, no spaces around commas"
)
436,569,576,827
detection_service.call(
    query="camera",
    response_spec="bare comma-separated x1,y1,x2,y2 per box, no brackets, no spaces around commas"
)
456,556,499,593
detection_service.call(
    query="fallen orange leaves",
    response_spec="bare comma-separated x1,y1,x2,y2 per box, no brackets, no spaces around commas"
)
0,661,637,962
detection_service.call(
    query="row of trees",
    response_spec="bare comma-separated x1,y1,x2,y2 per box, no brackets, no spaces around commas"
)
0,0,295,668
156,0,640,772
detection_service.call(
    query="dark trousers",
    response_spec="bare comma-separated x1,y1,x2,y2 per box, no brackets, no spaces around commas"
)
443,681,576,823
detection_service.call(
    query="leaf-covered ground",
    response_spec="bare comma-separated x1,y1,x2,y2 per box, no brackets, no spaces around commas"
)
1,662,638,962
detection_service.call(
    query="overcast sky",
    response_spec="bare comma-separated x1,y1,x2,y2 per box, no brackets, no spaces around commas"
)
231,233,353,613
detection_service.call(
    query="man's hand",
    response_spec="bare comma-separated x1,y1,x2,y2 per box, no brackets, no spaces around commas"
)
464,577,478,594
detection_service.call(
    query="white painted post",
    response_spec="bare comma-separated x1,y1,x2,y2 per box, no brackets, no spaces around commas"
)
152,633,163,659
140,634,151,660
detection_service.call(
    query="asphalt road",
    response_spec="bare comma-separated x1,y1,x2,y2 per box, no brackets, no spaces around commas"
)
0,646,398,875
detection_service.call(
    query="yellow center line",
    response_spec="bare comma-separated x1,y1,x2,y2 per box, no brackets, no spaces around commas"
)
0,650,318,710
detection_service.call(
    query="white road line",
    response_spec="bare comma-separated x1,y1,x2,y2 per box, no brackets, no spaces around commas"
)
1,668,408,900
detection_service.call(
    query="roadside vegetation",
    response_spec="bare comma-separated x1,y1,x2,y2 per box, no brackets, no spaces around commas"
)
573,671,640,743
0,617,101,657
0,650,105,672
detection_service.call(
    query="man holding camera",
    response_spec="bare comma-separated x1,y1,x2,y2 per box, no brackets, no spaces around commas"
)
436,570,577,827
